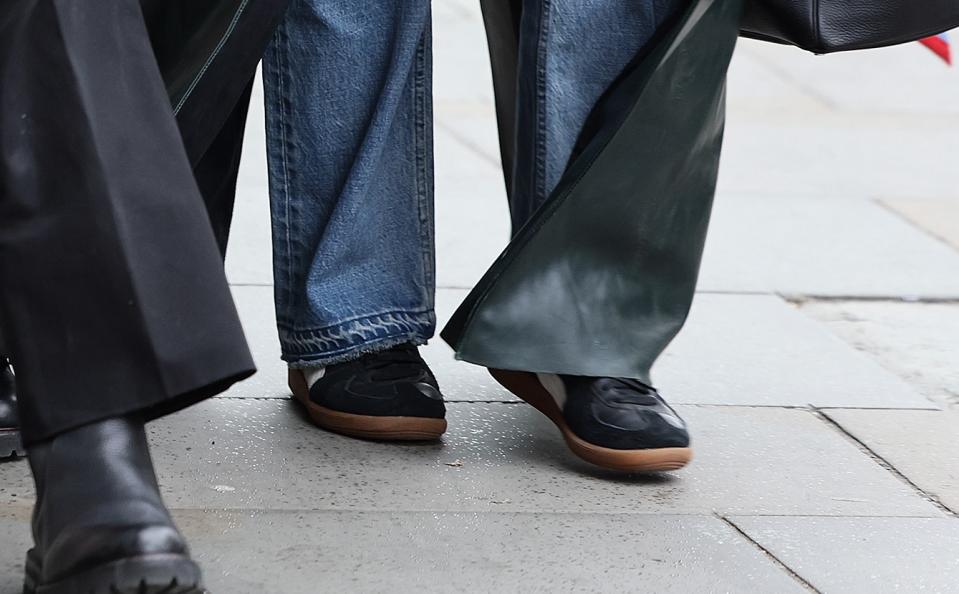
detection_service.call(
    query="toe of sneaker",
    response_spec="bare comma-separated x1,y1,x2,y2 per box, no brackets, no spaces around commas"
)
566,409,690,450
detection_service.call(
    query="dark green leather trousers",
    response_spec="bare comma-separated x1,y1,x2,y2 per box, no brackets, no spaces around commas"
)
443,0,744,384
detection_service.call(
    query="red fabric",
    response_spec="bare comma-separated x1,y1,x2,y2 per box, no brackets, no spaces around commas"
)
920,36,952,65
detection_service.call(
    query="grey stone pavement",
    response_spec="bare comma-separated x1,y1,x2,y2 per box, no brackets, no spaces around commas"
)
3,3,959,593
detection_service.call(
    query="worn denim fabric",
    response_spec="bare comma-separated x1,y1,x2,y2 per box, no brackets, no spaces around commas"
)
510,0,684,230
263,0,435,366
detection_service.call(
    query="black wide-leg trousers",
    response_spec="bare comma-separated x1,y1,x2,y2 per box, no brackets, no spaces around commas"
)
0,0,284,444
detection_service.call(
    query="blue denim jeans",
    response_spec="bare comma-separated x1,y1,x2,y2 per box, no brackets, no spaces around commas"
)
263,0,435,366
264,0,679,367
510,0,683,229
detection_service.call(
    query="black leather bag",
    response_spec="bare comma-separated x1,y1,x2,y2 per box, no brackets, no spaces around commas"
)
741,1,959,53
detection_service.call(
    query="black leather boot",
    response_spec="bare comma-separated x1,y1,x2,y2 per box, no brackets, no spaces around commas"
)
0,356,25,459
24,417,204,594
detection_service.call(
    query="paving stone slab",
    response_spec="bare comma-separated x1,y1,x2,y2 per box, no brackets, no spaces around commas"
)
824,409,959,514
737,39,959,117
435,110,504,176
801,300,959,409
657,293,932,409
225,184,273,287
726,43,832,118
432,4,495,106
729,516,959,594
434,127,513,290
0,401,940,517
225,71,273,287
700,194,959,297
0,509,805,594
717,116,959,204
720,41,959,205
880,196,959,252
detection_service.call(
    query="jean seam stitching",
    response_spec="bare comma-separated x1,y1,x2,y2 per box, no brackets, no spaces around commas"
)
273,24,296,319
533,0,551,209
413,19,435,305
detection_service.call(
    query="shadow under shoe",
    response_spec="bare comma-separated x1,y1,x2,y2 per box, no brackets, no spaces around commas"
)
490,369,692,473
0,357,25,459
24,417,204,594
290,344,447,441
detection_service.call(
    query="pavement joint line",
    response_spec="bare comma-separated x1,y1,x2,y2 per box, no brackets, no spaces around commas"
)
210,398,942,412
215,396,292,401
719,514,822,594
437,290,959,302
436,120,503,169
874,197,959,254
786,294,959,305
432,288,777,294
159,510,959,519
210,397,526,404
670,403,938,411
225,286,943,301
736,47,839,113
445,400,523,405
812,408,958,518
814,405,941,412
694,289,775,296
0,504,944,520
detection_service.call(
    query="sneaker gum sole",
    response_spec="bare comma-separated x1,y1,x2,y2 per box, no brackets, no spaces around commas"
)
489,369,692,473
0,428,25,460
289,370,447,441
25,553,203,594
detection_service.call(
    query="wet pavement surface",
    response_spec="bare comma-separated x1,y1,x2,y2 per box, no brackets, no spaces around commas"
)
2,3,958,593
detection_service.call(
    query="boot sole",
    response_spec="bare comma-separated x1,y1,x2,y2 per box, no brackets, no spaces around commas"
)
0,428,25,460
489,369,692,472
24,553,203,594
289,370,447,441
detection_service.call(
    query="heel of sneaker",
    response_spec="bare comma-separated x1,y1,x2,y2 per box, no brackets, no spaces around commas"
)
288,368,310,405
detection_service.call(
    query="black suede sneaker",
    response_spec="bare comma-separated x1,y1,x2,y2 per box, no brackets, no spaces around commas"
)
490,369,691,472
289,344,447,441
0,357,24,460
